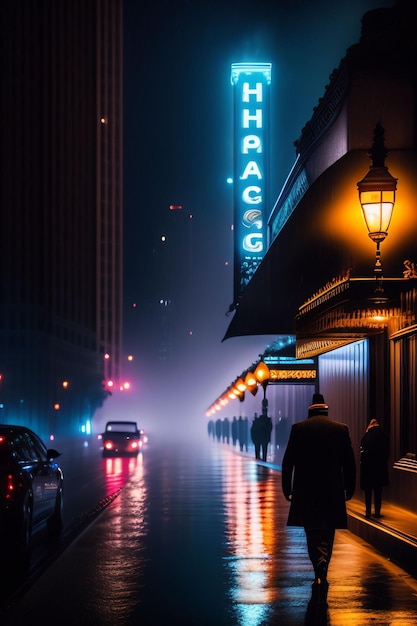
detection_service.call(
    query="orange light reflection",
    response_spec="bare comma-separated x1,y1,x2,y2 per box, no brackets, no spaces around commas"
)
222,453,280,624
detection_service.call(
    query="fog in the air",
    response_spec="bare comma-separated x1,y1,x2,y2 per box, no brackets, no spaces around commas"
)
115,0,394,442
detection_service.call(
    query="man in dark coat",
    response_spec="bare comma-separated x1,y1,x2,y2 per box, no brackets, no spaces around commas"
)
360,418,389,518
281,393,356,600
258,413,273,462
250,413,261,459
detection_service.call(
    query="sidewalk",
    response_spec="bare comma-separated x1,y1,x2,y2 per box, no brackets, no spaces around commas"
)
258,454,417,580
346,496,417,579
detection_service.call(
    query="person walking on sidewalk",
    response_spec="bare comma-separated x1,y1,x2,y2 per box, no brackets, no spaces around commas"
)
281,393,356,601
360,418,390,519
250,413,261,460
258,412,273,462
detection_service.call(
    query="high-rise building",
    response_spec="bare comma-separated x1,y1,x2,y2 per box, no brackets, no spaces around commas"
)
0,0,123,438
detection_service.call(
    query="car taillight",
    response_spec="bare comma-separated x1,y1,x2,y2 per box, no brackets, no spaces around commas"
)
130,441,139,451
103,440,114,451
6,474,15,500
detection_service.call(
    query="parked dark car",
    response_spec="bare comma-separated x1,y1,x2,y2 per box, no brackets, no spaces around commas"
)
99,420,143,456
0,424,64,565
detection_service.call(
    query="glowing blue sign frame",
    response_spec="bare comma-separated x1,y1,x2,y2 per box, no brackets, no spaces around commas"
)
231,62,272,305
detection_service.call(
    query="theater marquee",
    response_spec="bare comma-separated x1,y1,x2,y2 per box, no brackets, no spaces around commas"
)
231,62,272,306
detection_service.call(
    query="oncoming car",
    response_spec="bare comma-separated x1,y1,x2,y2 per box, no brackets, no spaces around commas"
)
0,424,64,565
99,421,143,456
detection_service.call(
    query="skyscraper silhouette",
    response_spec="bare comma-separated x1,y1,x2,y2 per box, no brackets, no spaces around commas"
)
0,0,123,437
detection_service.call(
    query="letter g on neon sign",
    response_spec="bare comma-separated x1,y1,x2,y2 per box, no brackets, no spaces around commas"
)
243,233,263,253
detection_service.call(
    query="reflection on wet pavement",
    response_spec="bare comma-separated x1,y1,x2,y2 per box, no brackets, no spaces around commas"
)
2,440,417,625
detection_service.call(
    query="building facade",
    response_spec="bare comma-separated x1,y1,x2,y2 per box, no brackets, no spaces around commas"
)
0,0,123,440
218,2,417,513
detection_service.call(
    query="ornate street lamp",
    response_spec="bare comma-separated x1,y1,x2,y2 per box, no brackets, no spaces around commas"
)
357,123,397,291
254,360,270,415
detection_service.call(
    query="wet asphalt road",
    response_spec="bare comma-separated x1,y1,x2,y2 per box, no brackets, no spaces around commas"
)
2,437,417,625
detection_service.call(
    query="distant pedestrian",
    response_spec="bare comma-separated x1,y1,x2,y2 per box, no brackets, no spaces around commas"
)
250,413,261,459
215,418,222,442
360,418,390,518
222,417,230,444
231,417,238,447
243,417,249,452
258,413,272,462
238,416,248,452
281,393,356,603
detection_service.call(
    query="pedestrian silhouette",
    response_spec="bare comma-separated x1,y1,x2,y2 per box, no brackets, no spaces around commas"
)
238,416,248,452
360,418,389,518
222,417,230,444
231,417,238,447
215,418,222,442
242,416,249,452
282,392,356,604
250,412,261,459
257,413,272,461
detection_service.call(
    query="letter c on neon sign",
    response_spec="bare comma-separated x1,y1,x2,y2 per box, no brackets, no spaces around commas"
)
242,186,262,204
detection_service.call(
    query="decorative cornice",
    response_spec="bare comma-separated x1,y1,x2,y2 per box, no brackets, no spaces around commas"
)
294,264,417,355
296,337,359,359
297,270,351,317
230,62,272,85
294,63,348,158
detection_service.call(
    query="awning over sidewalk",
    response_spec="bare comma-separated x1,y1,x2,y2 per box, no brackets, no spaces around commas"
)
206,337,317,417
223,242,298,340
223,151,416,343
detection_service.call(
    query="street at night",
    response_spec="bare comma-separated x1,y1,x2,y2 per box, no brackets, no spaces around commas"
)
1,436,417,625
2,1,417,624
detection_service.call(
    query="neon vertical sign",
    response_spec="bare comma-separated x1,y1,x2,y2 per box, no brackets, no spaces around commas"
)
231,62,271,306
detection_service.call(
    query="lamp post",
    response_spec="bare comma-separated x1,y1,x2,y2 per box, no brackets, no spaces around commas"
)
254,360,270,415
357,123,397,293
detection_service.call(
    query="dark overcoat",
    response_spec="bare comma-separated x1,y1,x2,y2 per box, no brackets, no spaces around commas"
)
281,414,356,528
258,415,272,444
250,418,261,446
360,425,389,489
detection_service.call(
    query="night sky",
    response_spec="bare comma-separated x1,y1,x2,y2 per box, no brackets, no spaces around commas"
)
117,0,394,436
